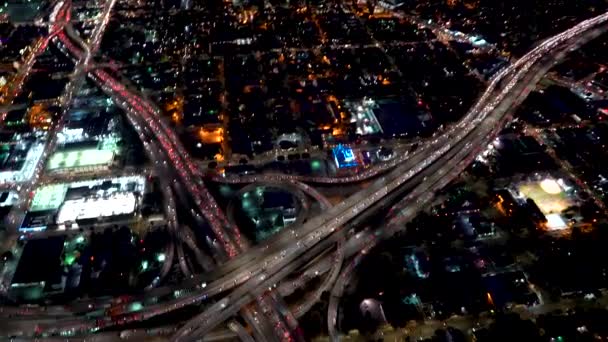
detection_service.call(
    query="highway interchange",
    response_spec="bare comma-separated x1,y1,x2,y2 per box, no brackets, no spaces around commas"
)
2,1,608,341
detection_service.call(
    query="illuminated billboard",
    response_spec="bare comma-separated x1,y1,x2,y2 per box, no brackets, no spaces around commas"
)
333,144,359,169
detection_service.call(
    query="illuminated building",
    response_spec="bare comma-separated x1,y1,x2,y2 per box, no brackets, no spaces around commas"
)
27,104,52,130
0,133,45,184
24,176,147,232
199,126,224,144
46,135,121,174
333,144,359,169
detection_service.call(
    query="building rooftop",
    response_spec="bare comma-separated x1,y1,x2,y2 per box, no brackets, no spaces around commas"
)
46,148,115,171
11,236,65,286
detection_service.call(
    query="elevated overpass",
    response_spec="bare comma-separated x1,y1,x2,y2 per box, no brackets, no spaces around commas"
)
3,7,608,341
171,14,608,340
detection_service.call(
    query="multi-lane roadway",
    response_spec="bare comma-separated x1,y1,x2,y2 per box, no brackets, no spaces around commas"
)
49,2,301,340
2,4,608,341
170,13,608,340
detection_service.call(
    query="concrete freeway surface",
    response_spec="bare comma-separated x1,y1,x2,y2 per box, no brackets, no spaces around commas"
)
54,1,298,340
165,14,608,340
2,4,608,342
51,9,608,340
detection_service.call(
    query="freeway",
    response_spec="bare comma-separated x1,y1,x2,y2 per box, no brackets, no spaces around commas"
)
134,124,187,281
7,14,604,336
0,180,333,323
208,142,418,185
90,66,248,260
228,320,255,342
51,5,302,340
174,99,497,339
292,240,343,319
336,19,608,336
0,0,141,326
0,0,115,293
328,237,368,341
0,2,432,328
0,0,71,123
324,40,590,339
3,9,608,342
2,0,109,228
96,62,297,342
170,13,608,340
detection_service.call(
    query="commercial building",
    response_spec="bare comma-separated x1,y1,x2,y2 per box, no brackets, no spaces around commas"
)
46,148,116,173
9,236,66,302
333,144,359,169
0,190,19,207
47,110,122,174
46,134,120,175
22,176,146,232
345,99,384,136
0,133,46,184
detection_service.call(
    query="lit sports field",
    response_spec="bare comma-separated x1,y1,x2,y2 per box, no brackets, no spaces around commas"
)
46,149,114,171
517,179,573,215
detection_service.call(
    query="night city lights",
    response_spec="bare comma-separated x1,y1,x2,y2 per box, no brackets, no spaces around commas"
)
1,0,608,341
